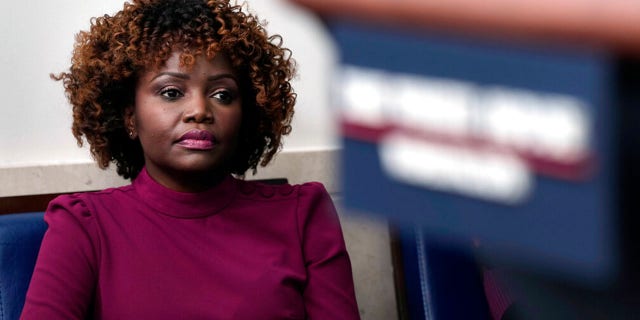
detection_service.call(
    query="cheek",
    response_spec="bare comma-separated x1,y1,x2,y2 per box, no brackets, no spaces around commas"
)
221,108,243,137
135,106,174,135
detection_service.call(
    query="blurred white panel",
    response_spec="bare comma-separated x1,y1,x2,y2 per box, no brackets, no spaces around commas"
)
245,0,339,151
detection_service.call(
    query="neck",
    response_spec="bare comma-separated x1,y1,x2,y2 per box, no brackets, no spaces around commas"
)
145,167,228,193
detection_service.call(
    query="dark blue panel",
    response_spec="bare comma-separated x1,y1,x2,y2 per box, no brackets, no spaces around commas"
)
329,19,610,98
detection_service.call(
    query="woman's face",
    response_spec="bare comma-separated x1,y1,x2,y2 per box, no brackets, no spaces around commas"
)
129,51,242,192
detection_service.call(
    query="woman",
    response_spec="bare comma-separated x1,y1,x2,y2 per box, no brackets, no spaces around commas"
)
21,0,360,319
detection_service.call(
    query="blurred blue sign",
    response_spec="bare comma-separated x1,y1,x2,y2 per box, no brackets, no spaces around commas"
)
333,20,618,285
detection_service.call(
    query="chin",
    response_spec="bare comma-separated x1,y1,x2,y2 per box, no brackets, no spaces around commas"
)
177,158,229,174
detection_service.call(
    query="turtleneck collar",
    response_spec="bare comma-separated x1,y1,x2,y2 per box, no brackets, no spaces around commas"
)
132,167,238,219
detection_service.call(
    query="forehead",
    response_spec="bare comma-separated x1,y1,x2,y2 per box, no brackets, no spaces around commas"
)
144,50,235,76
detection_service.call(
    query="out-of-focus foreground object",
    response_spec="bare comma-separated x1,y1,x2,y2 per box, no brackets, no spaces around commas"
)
289,0,640,319
291,0,640,54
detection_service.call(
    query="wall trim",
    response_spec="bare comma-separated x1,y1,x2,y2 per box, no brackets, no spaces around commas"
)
1,148,340,198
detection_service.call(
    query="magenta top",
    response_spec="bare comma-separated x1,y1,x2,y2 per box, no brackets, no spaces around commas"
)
21,168,360,320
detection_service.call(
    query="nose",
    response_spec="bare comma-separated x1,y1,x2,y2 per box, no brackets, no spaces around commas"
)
183,94,213,123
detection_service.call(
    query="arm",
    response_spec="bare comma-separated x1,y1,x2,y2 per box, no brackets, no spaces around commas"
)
297,183,360,320
21,195,98,320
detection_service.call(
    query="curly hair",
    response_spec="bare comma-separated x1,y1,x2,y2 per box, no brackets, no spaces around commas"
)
54,0,296,179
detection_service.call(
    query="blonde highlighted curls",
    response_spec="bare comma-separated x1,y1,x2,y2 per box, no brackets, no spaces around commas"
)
54,0,296,179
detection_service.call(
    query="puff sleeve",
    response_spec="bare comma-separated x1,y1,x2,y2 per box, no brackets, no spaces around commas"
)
20,194,99,320
296,182,360,319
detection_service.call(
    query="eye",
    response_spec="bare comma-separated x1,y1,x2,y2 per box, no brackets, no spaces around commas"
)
159,87,183,100
211,90,235,105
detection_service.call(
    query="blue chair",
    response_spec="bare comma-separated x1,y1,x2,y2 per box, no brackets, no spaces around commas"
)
0,212,46,320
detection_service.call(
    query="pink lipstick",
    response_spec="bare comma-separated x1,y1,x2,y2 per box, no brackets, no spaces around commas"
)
177,129,216,150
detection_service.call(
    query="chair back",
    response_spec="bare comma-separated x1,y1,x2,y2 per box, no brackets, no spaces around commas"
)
0,212,46,320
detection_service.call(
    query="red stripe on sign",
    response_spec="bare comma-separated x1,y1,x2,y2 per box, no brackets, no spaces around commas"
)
342,120,596,181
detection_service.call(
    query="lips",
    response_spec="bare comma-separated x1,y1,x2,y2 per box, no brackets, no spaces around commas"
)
177,129,216,150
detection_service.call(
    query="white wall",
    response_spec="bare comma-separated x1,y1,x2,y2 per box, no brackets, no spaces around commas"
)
0,0,339,167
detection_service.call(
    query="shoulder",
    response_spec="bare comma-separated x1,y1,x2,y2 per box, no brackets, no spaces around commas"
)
293,182,337,218
45,184,134,222
234,179,330,202
296,181,330,199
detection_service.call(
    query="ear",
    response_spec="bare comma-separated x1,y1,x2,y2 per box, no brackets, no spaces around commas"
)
124,106,137,139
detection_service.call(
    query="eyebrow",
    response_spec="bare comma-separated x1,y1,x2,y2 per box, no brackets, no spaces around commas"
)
150,72,238,83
